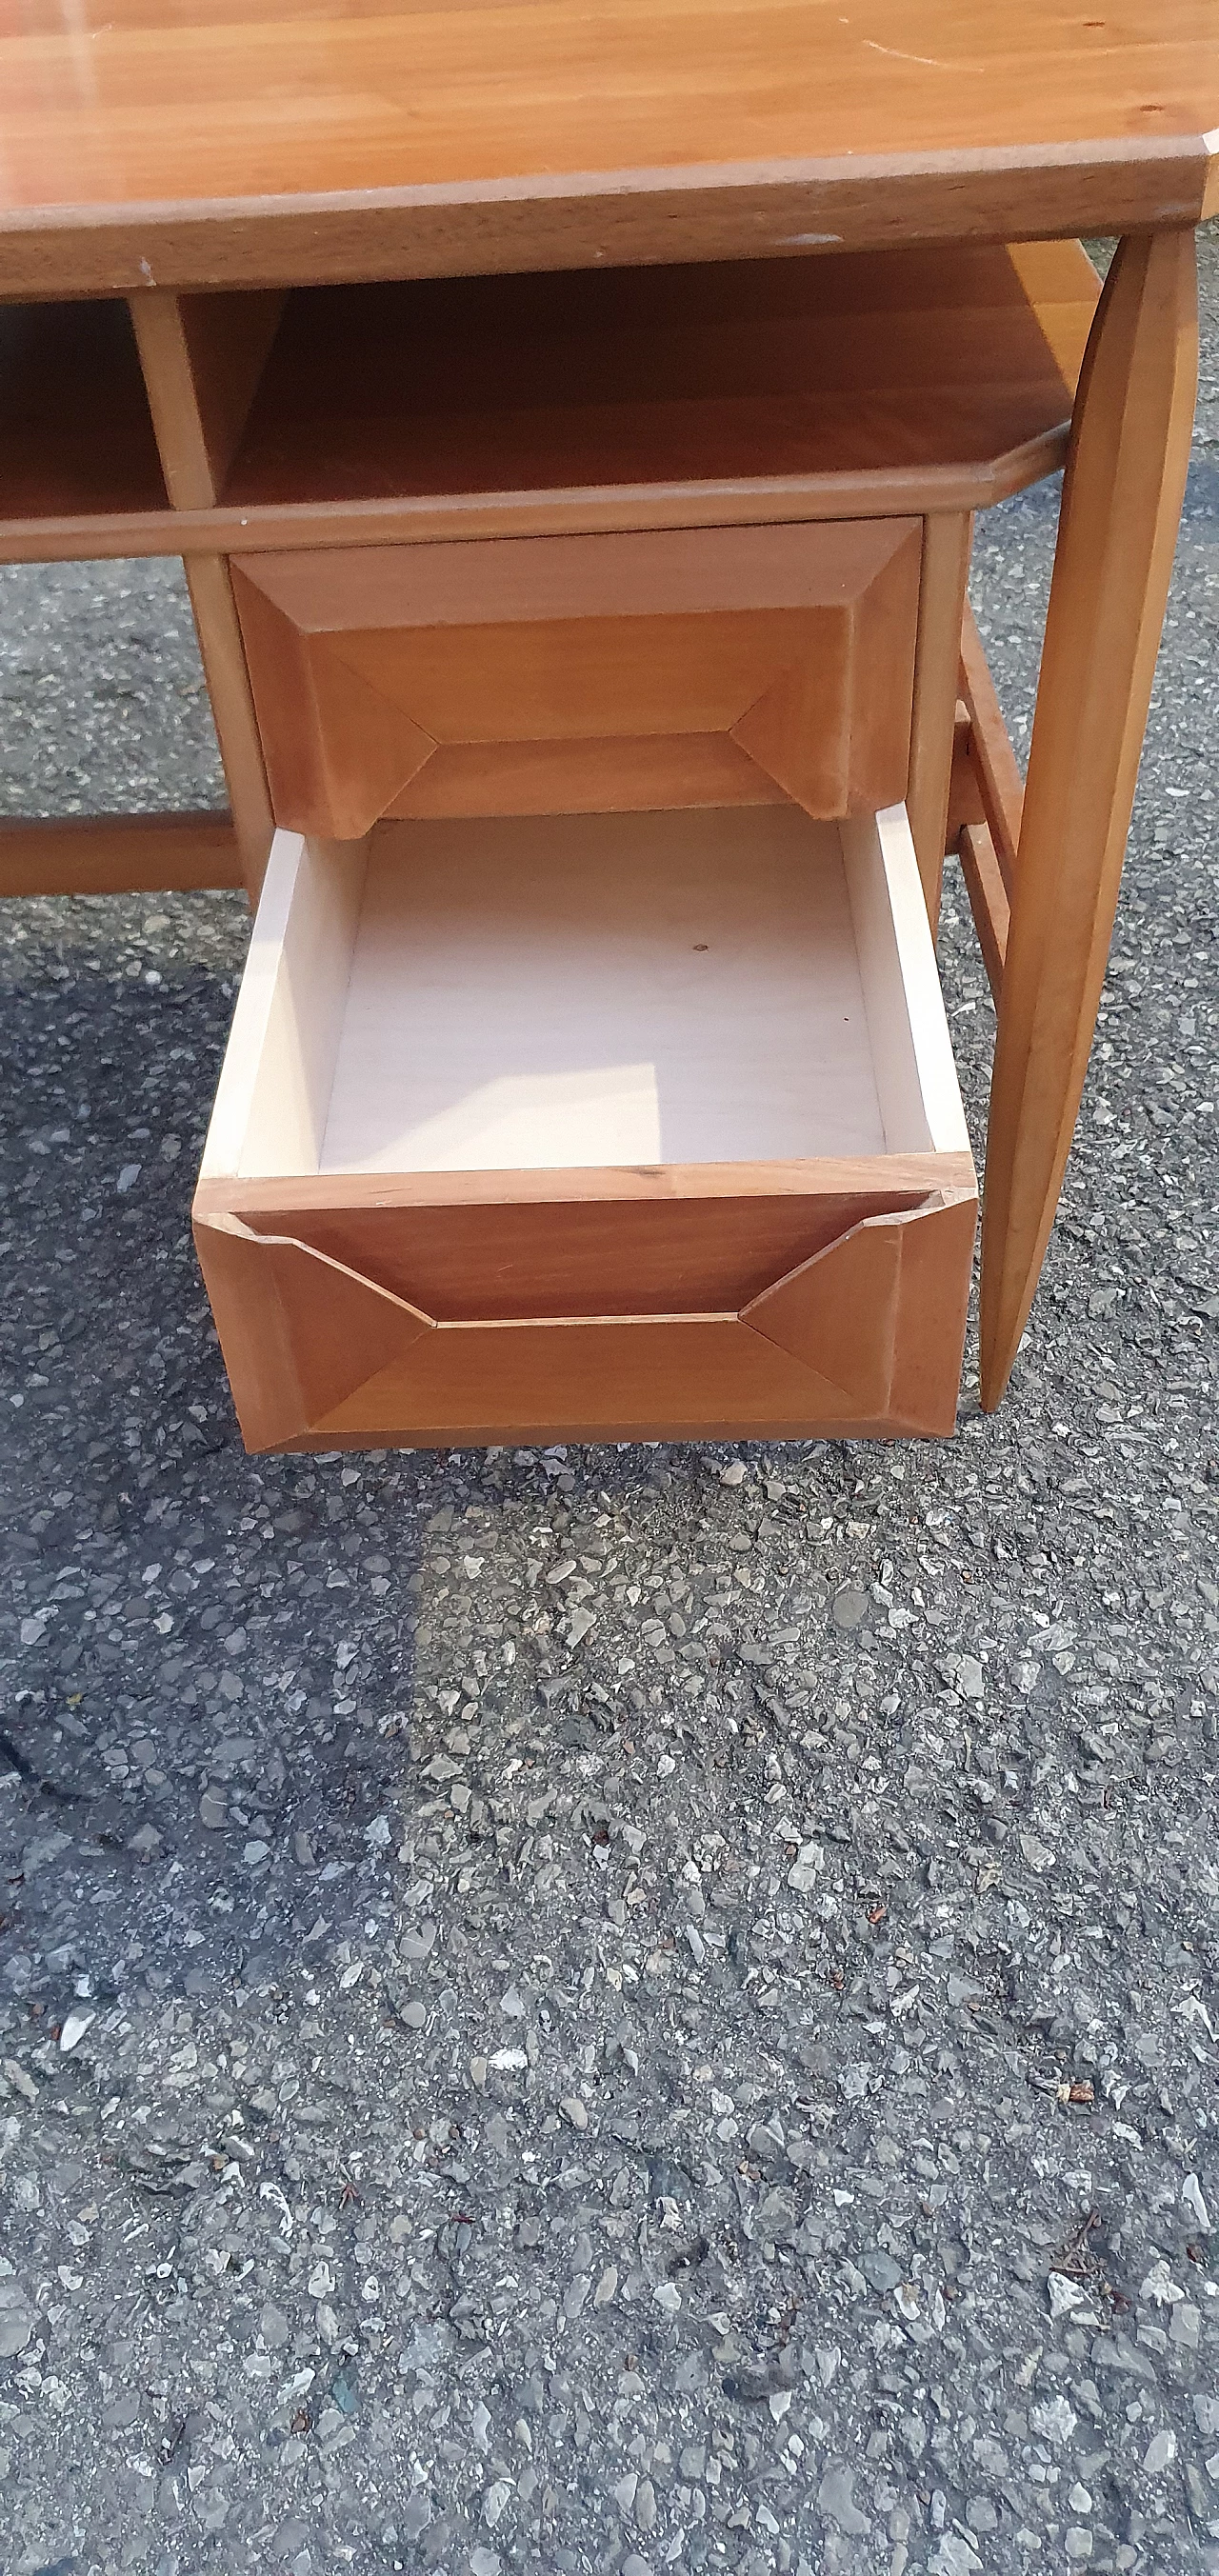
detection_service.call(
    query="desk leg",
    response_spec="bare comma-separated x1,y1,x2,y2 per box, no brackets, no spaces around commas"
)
130,290,277,906
907,511,973,931
185,556,275,904
979,229,1197,1410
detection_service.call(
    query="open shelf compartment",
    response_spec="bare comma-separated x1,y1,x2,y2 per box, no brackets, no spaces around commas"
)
0,301,169,523
194,801,977,1450
1,240,1098,549
219,244,1099,512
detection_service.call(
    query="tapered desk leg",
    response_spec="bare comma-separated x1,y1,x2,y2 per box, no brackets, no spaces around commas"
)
979,230,1197,1411
907,511,973,930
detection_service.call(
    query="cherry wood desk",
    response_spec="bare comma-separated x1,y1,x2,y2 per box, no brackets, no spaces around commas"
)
1,4,1214,1444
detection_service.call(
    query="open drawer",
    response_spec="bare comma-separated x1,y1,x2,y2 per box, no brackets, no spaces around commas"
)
193,802,977,1451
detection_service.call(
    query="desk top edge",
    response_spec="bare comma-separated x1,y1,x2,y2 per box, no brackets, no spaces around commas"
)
1,136,1214,302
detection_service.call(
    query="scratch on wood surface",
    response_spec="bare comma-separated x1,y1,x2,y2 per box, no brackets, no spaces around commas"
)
862,40,948,66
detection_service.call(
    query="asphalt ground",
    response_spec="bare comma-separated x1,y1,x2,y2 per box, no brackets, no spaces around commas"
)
0,236,1216,2576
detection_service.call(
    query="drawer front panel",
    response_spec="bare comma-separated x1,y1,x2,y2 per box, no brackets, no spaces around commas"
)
194,1180,976,1451
234,519,921,838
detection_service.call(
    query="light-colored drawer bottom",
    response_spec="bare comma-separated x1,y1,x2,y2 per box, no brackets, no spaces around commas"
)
193,802,976,1449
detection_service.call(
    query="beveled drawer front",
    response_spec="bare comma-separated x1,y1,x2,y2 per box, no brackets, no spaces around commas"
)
233,520,921,838
194,801,976,1452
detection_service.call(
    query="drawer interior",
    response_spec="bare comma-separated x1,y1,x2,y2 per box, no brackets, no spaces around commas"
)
326,809,882,1173
203,802,969,1192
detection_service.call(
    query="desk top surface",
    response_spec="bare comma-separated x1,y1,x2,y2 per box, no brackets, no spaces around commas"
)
3,1,1217,297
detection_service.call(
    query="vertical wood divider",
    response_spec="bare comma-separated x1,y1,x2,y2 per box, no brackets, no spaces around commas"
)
130,290,279,899
906,510,973,930
980,229,1198,1409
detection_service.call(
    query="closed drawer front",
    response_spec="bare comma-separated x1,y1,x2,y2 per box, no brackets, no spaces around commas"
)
233,520,921,838
194,799,976,1451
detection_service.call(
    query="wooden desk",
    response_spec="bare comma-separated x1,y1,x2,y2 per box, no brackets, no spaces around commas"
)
1,3,1213,1439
